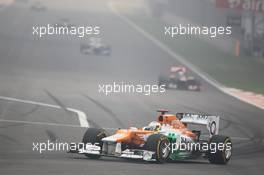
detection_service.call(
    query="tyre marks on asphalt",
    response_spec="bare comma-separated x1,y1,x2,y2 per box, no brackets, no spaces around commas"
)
45,129,59,142
19,104,39,117
0,133,20,144
44,89,73,116
82,93,125,128
43,90,89,127
0,101,40,121
44,90,102,129
0,100,15,120
222,111,264,157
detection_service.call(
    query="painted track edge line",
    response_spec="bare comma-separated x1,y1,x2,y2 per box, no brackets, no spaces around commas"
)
0,96,89,127
222,89,264,110
0,119,82,128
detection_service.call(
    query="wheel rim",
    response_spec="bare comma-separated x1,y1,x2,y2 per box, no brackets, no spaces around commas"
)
225,146,232,159
160,141,170,159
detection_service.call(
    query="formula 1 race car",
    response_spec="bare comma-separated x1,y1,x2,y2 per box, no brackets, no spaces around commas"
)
158,66,201,91
80,37,111,56
69,110,232,164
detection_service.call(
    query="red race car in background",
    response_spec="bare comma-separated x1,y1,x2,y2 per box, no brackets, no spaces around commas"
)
158,66,201,91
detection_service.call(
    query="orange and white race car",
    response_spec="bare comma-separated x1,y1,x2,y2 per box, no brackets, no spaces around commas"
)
69,110,232,164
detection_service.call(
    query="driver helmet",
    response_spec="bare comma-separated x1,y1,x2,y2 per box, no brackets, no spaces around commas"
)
148,121,161,131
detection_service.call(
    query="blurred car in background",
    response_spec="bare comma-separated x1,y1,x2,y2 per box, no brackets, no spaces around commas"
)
80,37,111,56
158,66,201,91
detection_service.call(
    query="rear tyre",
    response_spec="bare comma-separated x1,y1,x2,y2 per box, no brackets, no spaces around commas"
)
82,128,107,159
158,76,168,89
104,46,111,56
208,135,232,164
145,134,170,163
187,79,201,91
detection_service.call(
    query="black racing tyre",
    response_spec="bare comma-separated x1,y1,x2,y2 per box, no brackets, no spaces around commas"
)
105,46,111,56
82,128,107,159
145,134,170,163
158,76,168,89
208,135,232,164
187,79,201,91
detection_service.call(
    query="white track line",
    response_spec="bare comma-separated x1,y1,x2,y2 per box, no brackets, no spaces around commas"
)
0,96,89,127
0,119,82,128
67,108,89,128
108,2,264,111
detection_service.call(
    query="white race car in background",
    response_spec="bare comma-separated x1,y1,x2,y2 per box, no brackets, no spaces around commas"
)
80,37,111,56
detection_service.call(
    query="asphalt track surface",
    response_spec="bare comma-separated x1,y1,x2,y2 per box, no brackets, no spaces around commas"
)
0,0,264,175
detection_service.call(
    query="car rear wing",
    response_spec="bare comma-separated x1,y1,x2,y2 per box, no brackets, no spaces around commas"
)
176,113,220,137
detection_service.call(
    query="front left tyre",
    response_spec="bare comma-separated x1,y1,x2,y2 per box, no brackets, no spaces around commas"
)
145,134,170,163
82,128,107,159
